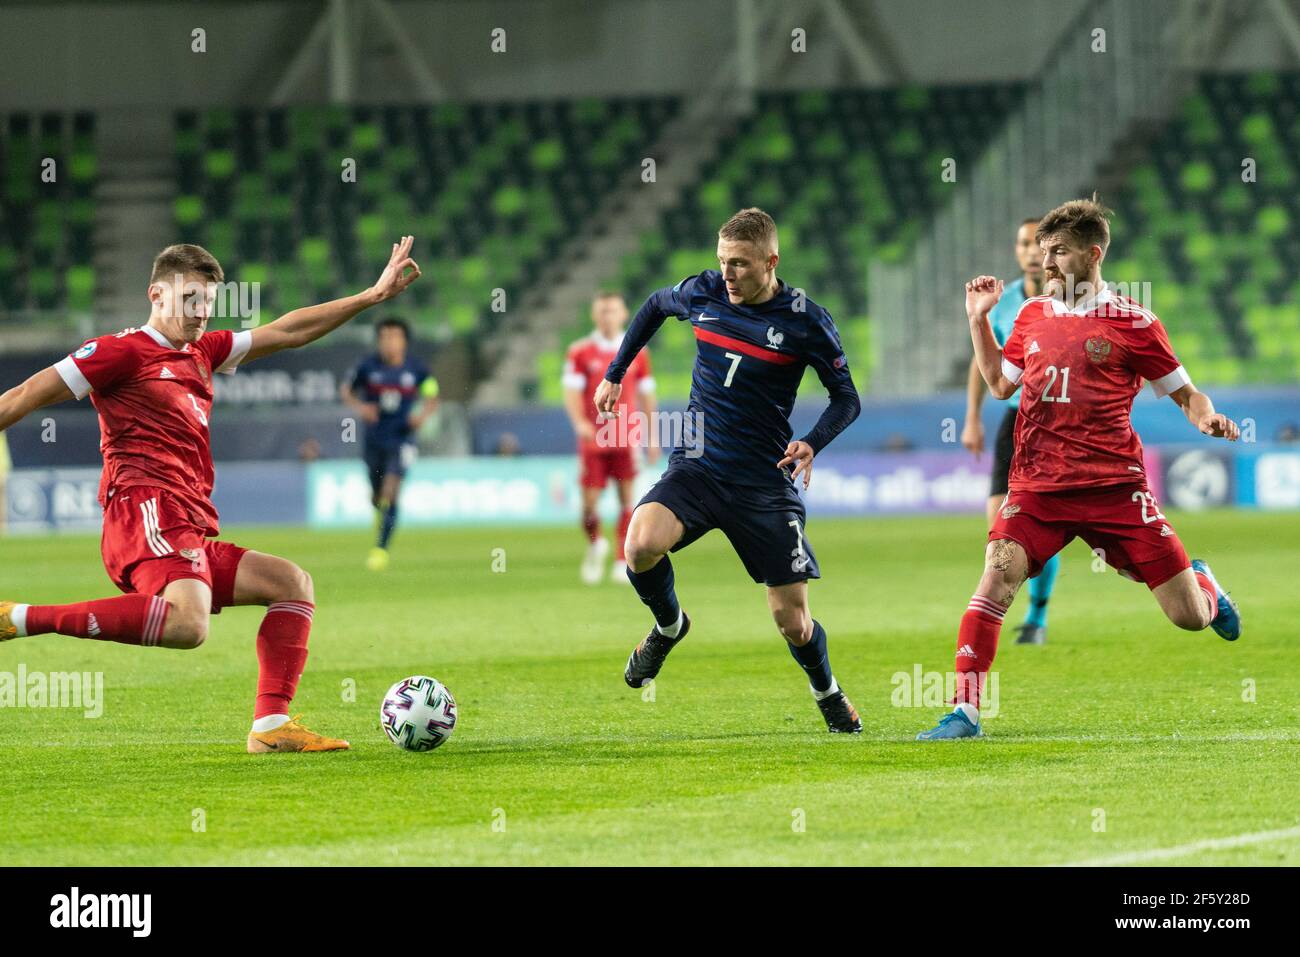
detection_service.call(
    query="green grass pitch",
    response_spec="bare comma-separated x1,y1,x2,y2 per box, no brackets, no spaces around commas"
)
0,509,1297,866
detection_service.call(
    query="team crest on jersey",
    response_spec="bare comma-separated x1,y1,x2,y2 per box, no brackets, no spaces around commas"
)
1084,337,1112,364
197,361,210,383
179,547,201,561
766,327,784,350
73,342,97,360
1000,503,1021,520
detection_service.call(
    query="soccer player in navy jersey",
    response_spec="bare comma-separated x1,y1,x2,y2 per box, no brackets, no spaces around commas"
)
341,317,439,571
594,208,864,732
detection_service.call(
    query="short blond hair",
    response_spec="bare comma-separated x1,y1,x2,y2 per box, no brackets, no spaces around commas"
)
718,207,778,254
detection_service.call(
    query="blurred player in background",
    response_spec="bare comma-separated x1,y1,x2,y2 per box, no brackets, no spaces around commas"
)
0,236,421,752
341,317,439,572
961,217,1059,645
0,432,9,535
596,208,863,733
563,291,658,584
919,200,1241,740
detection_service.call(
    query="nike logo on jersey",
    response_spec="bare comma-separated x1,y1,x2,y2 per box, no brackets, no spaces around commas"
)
160,367,176,379
697,312,719,322
1027,340,1041,355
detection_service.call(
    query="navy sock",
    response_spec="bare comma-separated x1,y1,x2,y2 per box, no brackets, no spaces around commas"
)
788,619,834,693
626,556,681,631
378,503,398,549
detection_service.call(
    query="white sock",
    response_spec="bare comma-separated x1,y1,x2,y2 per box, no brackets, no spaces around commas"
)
11,604,29,637
655,610,683,639
811,677,840,701
251,713,290,733
955,702,979,725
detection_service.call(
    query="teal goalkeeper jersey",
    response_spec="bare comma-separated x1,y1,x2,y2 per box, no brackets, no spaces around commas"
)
988,276,1029,410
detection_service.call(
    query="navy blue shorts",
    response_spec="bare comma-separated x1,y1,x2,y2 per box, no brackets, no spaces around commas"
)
364,441,416,495
639,460,820,587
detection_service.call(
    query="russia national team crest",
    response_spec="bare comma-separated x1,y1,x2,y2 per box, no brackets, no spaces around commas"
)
1084,337,1112,364
197,361,210,384
1000,502,1021,520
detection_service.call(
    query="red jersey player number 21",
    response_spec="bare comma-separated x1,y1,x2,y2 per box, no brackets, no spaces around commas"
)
0,236,421,753
918,199,1242,741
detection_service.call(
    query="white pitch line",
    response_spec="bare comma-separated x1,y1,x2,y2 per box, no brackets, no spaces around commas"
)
1058,824,1300,867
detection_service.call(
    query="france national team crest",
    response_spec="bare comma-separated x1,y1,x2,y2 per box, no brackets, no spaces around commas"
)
73,342,96,360
766,326,784,350
1084,337,1112,364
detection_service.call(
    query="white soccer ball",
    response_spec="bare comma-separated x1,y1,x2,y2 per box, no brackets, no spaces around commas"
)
380,675,458,752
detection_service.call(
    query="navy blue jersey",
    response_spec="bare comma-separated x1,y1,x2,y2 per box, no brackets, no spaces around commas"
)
606,270,860,487
348,354,433,446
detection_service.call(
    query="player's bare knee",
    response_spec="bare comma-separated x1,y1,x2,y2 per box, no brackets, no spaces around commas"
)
1169,601,1210,632
284,564,314,604
776,612,811,645
623,536,664,573
163,606,208,649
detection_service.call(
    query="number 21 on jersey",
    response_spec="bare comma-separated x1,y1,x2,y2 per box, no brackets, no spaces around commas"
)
1040,365,1071,403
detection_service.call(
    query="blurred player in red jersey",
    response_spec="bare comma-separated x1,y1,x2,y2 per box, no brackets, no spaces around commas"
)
562,291,658,584
0,236,421,752
918,199,1242,740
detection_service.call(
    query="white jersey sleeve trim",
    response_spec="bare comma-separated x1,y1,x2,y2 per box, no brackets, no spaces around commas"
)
1000,357,1024,385
54,356,92,400
216,329,253,375
637,375,657,395
1148,364,1191,398
561,372,587,390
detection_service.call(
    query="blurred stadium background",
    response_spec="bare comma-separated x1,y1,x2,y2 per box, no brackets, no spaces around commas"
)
2,0,1299,535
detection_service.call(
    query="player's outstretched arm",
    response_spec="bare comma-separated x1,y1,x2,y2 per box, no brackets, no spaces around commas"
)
0,367,74,433
596,284,682,415
1168,383,1240,441
244,236,421,364
966,276,1017,400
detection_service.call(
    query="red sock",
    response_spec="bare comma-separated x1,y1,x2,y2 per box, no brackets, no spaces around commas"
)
955,595,1005,709
24,594,169,646
616,508,633,561
582,511,600,544
254,601,314,719
1193,571,1217,622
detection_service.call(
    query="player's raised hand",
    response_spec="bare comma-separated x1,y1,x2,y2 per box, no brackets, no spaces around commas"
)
965,275,1004,323
594,378,622,418
778,440,815,490
371,236,421,302
1199,412,1240,441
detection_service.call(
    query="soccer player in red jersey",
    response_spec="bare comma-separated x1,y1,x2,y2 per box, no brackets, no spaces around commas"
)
918,199,1242,740
562,291,658,585
0,236,421,752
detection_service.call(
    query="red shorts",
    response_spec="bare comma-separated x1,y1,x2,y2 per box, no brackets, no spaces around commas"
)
579,446,637,489
990,482,1189,589
100,486,247,613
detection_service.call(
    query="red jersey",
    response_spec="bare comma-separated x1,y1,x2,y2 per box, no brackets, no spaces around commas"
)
562,333,654,450
54,324,253,535
1000,289,1189,492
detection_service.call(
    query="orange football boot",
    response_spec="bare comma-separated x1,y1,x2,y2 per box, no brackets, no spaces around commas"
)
246,715,350,753
0,602,19,641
